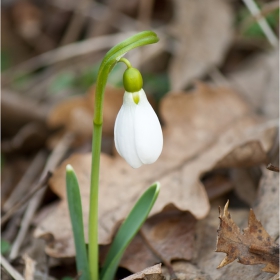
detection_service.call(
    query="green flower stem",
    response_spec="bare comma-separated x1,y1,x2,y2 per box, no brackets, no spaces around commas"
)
88,31,159,280
118,58,132,68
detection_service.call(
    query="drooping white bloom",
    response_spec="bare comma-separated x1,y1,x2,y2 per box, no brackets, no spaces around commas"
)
114,89,163,168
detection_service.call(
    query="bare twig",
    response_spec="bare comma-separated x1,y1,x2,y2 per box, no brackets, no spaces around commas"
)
240,0,279,32
3,151,47,212
1,172,52,225
1,122,47,153
23,254,36,280
0,255,25,280
1,214,22,242
209,66,259,115
88,0,127,37
53,1,142,32
43,254,50,280
3,0,168,81
59,0,90,46
1,89,48,124
242,0,278,48
267,163,279,173
4,28,168,81
3,32,135,78
9,132,74,260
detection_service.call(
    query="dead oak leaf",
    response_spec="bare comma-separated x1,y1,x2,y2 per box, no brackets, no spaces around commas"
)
118,205,196,273
216,201,279,274
142,206,196,265
194,166,279,280
194,206,249,280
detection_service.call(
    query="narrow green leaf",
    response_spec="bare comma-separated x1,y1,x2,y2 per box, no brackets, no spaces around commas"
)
100,182,160,280
66,165,90,280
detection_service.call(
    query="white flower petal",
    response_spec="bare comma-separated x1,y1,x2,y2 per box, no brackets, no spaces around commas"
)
114,92,142,168
134,89,163,164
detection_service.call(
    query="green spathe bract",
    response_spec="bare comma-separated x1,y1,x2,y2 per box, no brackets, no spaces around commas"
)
100,183,160,280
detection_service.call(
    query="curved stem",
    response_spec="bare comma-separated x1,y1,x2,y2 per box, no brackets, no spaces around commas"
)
118,58,132,68
88,31,159,280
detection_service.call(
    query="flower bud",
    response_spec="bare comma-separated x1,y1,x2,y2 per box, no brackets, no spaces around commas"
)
123,68,143,93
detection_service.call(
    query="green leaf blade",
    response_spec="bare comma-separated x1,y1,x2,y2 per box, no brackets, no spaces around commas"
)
101,182,160,280
66,165,90,280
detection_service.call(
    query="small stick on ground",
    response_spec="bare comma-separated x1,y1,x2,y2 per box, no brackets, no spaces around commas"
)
59,0,90,46
43,254,50,280
23,254,36,280
3,150,47,212
9,132,74,260
267,163,279,173
1,171,52,225
242,0,278,48
1,255,25,280
240,0,279,32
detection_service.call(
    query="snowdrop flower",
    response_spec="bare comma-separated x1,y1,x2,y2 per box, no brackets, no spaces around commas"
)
114,67,163,168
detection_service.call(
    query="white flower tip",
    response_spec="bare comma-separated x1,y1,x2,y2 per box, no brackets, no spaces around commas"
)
66,164,73,172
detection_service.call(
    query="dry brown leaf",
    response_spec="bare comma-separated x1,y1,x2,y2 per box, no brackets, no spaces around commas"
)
47,85,124,140
216,201,279,274
217,167,280,280
229,50,279,119
118,205,196,273
214,141,268,169
142,206,196,264
195,167,279,280
253,168,279,239
194,205,249,280
35,83,276,258
169,0,233,90
162,261,213,280
122,264,163,280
